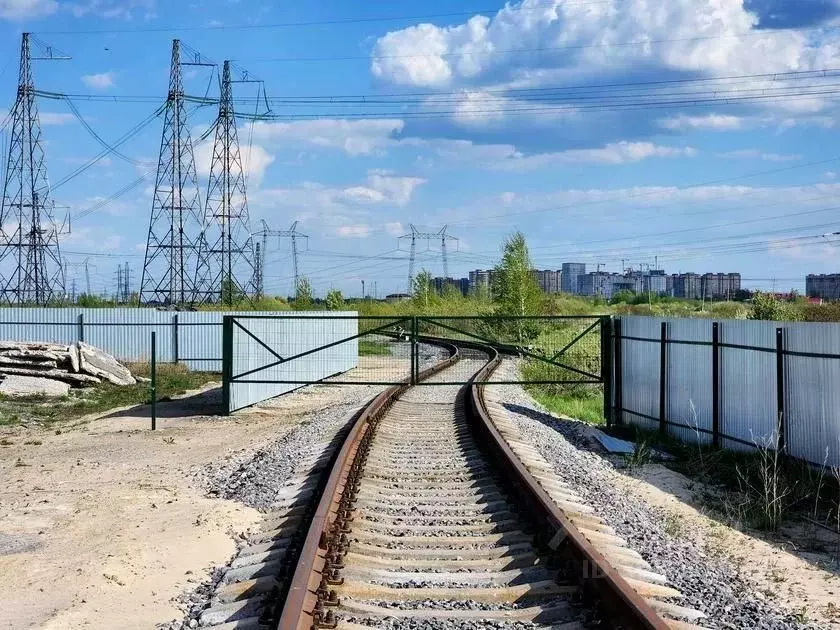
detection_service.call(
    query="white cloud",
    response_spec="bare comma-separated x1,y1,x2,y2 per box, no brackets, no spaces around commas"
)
0,0,57,20
67,0,155,20
40,112,76,126
385,221,405,236
252,119,405,156
718,149,801,162
81,72,116,90
194,141,275,186
372,1,839,89
492,142,696,170
336,224,372,238
659,114,744,131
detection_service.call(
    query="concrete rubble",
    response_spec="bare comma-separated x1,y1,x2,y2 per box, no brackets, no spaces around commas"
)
0,341,137,395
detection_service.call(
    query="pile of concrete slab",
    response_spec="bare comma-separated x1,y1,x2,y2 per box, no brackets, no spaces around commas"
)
0,341,137,394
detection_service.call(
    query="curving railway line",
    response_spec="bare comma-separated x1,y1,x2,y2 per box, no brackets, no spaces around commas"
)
194,339,707,629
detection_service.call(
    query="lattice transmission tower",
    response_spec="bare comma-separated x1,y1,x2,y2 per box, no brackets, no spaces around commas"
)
399,224,459,293
194,60,260,305
0,33,69,305
254,220,308,298
139,40,213,306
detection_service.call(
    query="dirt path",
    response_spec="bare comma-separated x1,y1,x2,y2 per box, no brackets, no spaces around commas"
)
0,377,383,630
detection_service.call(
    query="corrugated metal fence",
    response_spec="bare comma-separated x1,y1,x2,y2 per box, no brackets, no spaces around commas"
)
615,316,840,468
224,315,359,413
0,308,322,372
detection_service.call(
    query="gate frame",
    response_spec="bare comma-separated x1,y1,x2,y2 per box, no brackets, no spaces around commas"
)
223,313,613,420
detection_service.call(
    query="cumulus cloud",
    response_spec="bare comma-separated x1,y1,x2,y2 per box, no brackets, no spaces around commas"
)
81,72,116,90
336,224,372,238
659,114,744,131
718,149,802,162
40,112,76,126
372,1,839,89
67,0,155,20
194,141,275,186
0,0,57,20
494,141,697,170
385,222,405,236
252,119,405,156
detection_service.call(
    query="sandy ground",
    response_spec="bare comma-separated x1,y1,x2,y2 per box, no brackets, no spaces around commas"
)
0,366,389,630
615,462,840,627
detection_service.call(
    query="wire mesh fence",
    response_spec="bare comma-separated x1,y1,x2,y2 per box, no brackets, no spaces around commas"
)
417,315,607,386
222,314,609,412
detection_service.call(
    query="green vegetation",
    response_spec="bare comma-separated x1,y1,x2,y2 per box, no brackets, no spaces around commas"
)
528,387,605,425
358,340,392,356
610,424,840,533
293,277,314,310
0,364,218,428
325,288,344,311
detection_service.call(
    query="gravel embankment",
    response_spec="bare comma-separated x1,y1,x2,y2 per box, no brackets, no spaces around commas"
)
488,360,821,630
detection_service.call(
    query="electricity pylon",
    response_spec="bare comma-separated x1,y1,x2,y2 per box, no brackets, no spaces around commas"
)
139,39,213,306
194,60,258,306
0,33,70,305
254,220,308,297
398,224,459,293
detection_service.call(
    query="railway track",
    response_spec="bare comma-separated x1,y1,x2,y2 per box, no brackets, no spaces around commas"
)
275,342,707,630
188,339,706,629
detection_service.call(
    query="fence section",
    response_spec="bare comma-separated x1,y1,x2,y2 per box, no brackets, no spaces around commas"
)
0,308,296,371
616,316,840,468
223,315,372,412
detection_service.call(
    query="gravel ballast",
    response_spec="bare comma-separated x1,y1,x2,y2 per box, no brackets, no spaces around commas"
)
488,360,822,630
161,343,451,629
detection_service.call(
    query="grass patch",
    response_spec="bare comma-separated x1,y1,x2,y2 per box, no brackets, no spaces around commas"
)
359,340,392,356
527,387,605,425
0,363,218,427
609,424,840,534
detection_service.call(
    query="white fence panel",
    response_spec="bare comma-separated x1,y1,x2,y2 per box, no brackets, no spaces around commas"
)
226,314,358,413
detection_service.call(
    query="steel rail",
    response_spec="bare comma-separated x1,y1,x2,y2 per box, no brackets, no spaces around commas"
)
275,337,674,629
275,340,460,630
465,344,672,629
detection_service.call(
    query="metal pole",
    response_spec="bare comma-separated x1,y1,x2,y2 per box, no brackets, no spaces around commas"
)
222,316,233,414
776,327,786,453
172,313,179,364
659,321,667,435
600,316,613,427
411,316,418,384
712,322,720,448
150,331,157,431
77,313,84,343
613,317,623,426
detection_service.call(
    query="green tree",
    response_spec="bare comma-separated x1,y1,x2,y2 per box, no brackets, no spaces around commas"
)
221,276,245,305
749,291,787,321
325,288,344,311
412,270,436,309
492,231,542,317
294,277,314,310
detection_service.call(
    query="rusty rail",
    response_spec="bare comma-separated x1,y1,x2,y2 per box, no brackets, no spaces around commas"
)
275,341,459,630
276,338,673,630
465,346,671,629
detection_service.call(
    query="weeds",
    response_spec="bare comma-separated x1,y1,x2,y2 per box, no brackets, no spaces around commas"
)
624,440,652,472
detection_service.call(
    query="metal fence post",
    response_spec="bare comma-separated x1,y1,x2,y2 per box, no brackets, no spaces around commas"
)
613,317,623,426
659,321,668,435
172,313,179,364
222,316,233,415
150,331,157,431
411,316,418,385
776,327,787,453
77,313,84,343
600,316,613,427
712,322,720,448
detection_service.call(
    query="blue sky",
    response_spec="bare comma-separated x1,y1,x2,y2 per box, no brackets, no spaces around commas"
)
2,0,840,297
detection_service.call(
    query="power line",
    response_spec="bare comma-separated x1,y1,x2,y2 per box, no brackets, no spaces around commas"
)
33,2,620,35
